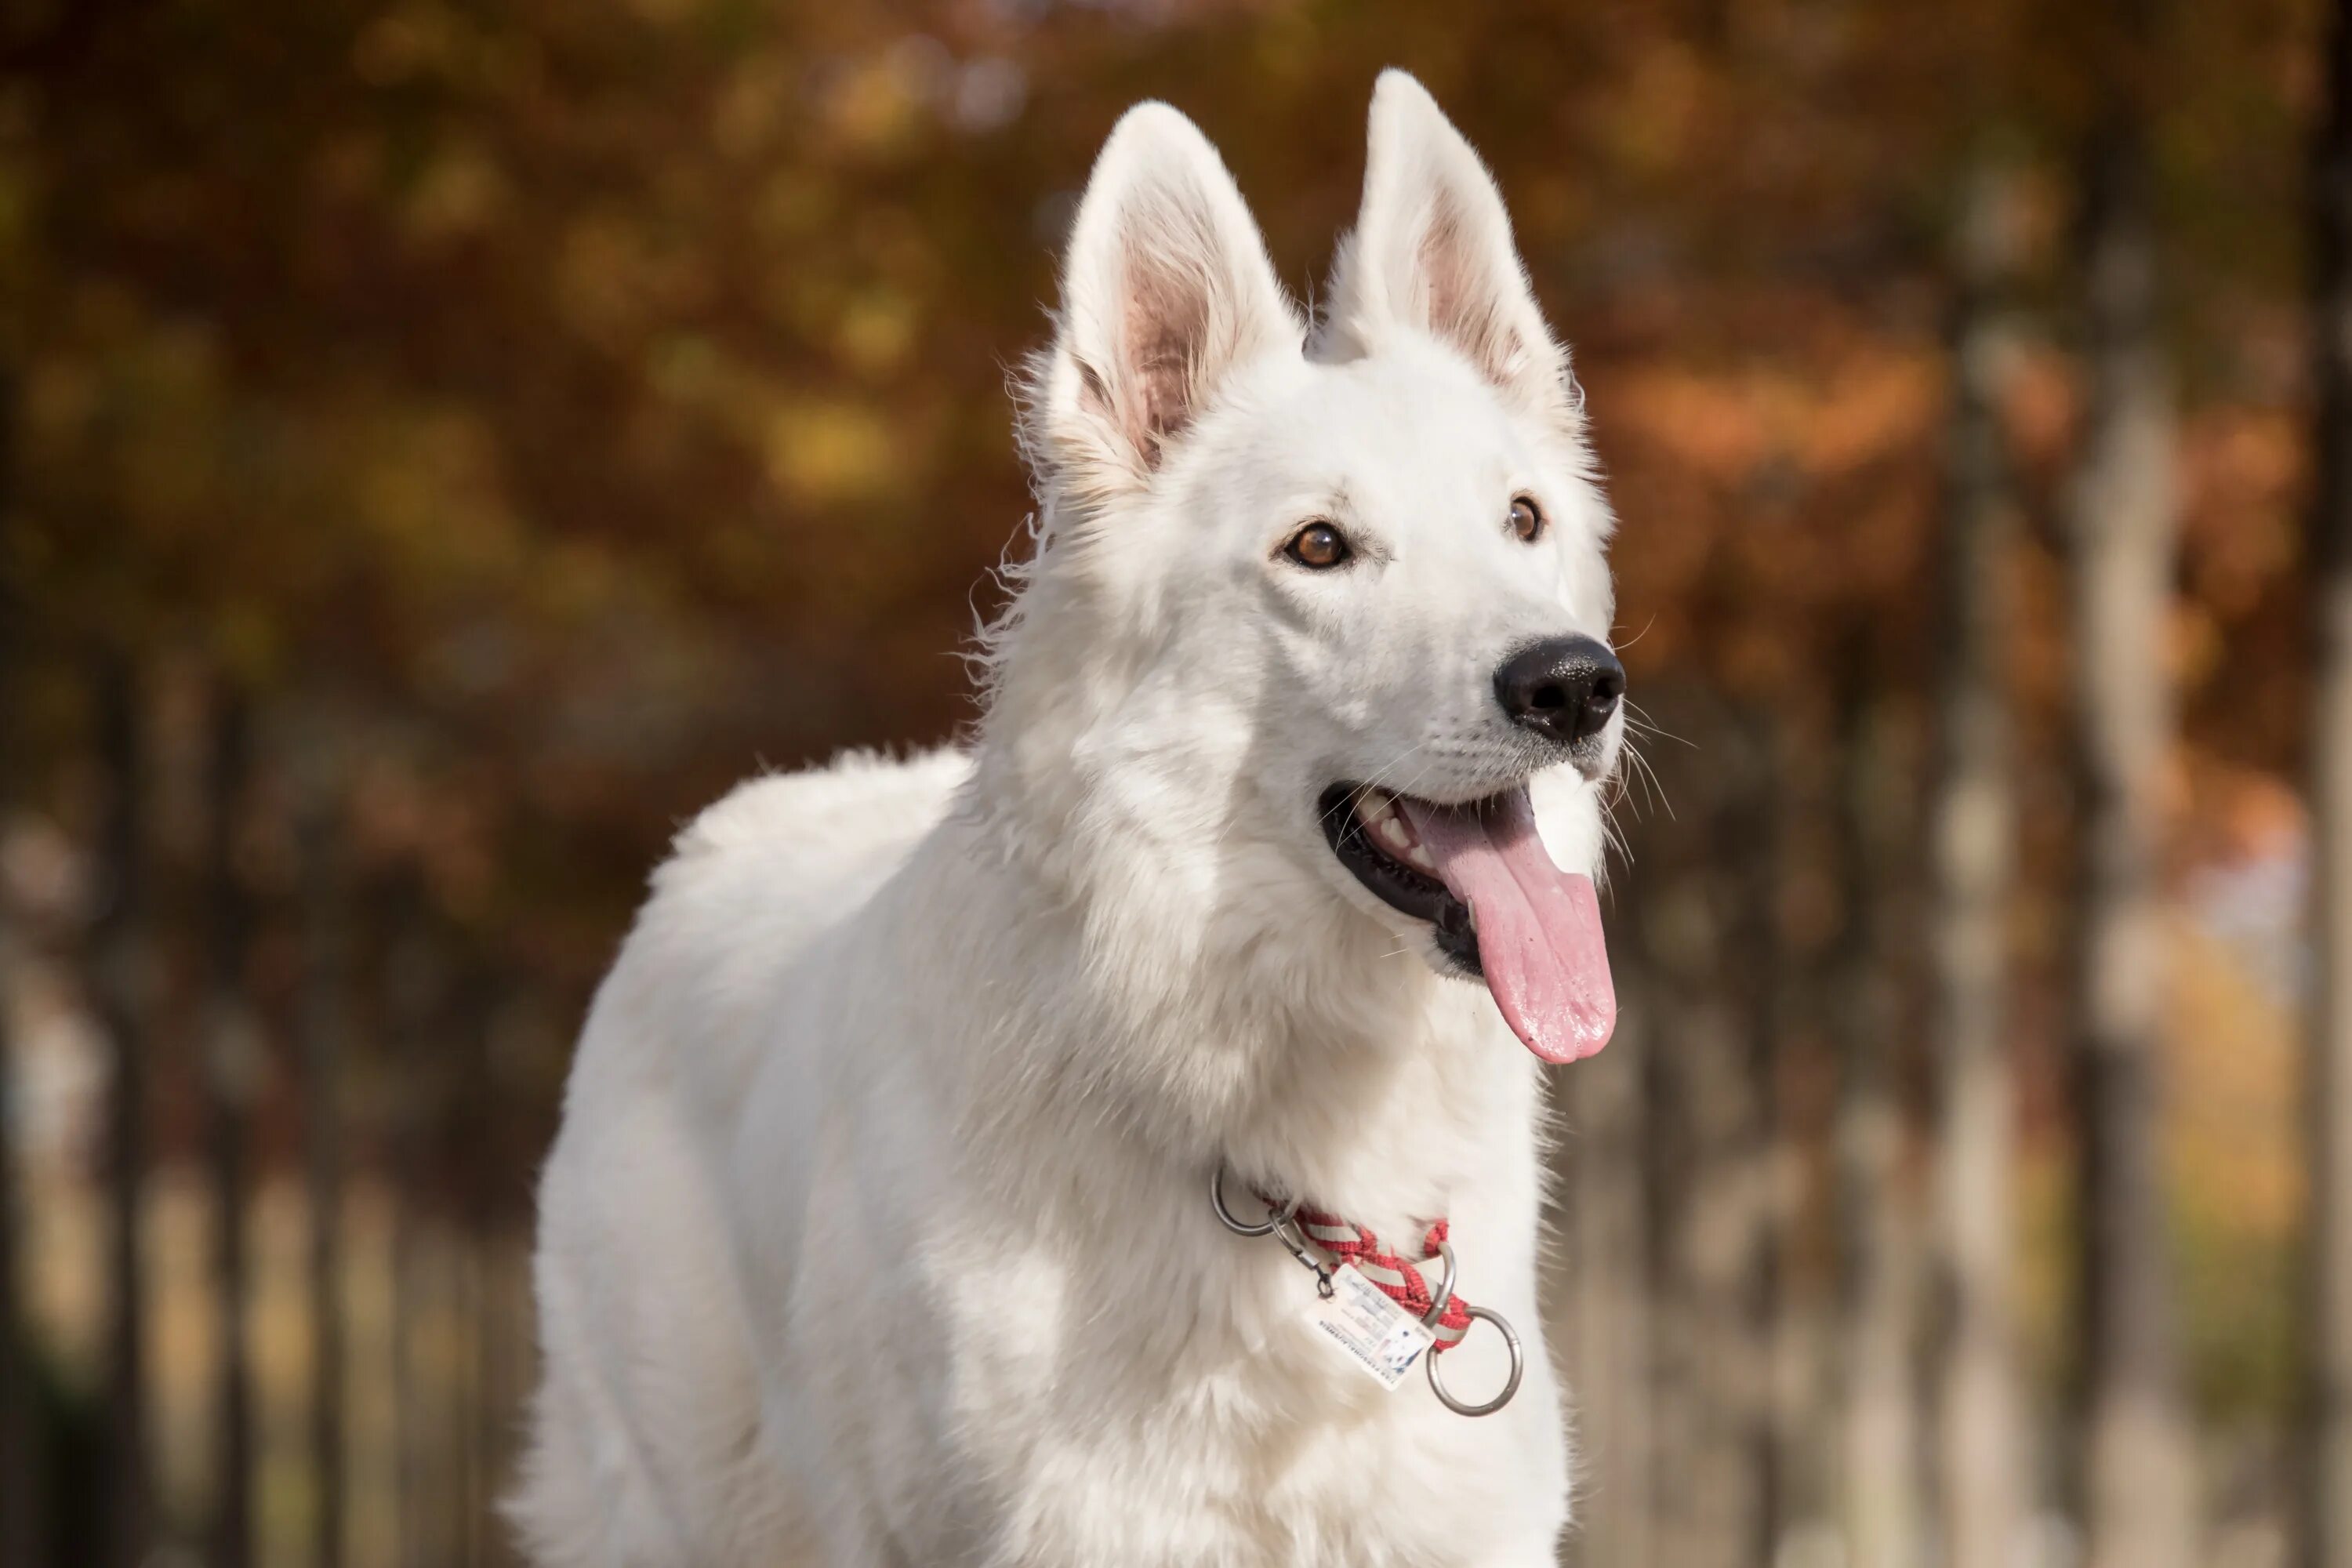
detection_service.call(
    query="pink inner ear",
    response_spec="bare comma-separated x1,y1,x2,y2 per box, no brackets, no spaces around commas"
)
1120,242,1210,465
1416,188,1525,394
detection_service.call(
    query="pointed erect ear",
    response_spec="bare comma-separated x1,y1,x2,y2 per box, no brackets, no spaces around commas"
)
1320,71,1577,428
1033,103,1301,494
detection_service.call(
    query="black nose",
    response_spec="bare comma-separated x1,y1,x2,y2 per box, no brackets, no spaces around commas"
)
1494,636,1624,746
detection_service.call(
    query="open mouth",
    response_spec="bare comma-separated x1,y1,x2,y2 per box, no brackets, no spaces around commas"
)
1317,780,1617,1065
1319,783,1481,970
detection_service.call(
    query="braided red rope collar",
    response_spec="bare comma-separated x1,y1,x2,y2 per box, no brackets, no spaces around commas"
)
1214,1166,1523,1414
1283,1203,1475,1351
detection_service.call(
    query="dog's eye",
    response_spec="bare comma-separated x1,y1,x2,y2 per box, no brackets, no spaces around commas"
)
1508,495,1546,543
1283,522,1352,569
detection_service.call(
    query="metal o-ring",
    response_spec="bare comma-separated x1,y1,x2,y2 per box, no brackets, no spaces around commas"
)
1210,1164,1294,1238
1426,1305,1523,1417
1420,1240,1457,1329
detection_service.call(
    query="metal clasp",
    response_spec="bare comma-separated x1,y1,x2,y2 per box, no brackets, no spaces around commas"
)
1209,1164,1333,1295
1269,1212,1337,1298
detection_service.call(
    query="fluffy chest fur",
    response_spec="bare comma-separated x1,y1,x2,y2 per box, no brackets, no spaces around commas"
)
753,873,1568,1564
515,753,1567,1566
784,808,1559,1511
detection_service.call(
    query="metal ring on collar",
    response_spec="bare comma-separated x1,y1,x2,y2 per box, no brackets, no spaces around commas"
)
1420,1239,1457,1329
1210,1163,1294,1238
1426,1305,1523,1417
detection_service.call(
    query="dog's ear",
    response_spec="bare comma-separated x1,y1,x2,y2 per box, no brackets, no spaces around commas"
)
1033,103,1301,493
1319,71,1577,430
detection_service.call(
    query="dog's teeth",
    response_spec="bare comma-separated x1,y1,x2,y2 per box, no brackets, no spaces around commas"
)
1379,815,1411,850
1359,787,1396,823
1406,844,1436,871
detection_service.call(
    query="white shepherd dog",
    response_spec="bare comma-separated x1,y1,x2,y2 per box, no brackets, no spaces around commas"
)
510,70,1624,1568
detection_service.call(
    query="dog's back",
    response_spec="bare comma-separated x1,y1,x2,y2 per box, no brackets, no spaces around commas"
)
507,747,971,1568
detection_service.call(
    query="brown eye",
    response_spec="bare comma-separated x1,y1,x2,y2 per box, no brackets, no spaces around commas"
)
1509,495,1546,543
1283,521,1352,569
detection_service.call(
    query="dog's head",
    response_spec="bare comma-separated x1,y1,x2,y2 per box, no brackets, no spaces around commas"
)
981,72,1618,1064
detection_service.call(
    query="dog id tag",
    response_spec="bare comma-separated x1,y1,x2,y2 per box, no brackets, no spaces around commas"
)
1306,1264,1438,1391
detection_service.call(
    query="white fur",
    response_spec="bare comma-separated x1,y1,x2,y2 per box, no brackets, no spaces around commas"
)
510,71,1621,1568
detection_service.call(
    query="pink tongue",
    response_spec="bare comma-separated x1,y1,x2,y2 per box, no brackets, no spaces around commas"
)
1396,789,1616,1063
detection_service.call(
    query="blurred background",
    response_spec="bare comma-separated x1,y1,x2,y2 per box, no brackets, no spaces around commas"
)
1,1,2345,1566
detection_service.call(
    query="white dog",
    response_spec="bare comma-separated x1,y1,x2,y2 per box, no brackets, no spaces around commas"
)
509,71,1624,1568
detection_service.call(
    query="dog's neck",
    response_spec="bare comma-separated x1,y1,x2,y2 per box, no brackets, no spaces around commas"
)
913,757,1541,1246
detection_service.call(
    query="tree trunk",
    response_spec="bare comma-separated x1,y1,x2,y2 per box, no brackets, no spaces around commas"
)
1746,713,1792,1568
2068,96,2197,1568
383,879,446,1568
0,363,35,1568
2304,0,2352,1559
90,655,151,1568
0,807,27,1568
296,717,349,1568
1644,697,1777,1568
1557,870,1654,1568
1929,160,2029,1568
205,681,258,1568
454,971,495,1568
1767,703,1838,1560
1835,674,1926,1568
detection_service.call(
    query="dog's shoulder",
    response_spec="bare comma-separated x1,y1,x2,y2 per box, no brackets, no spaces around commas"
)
669,744,973,866
654,738,974,888
624,743,974,996
566,745,974,1120
619,745,973,994
671,745,970,859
